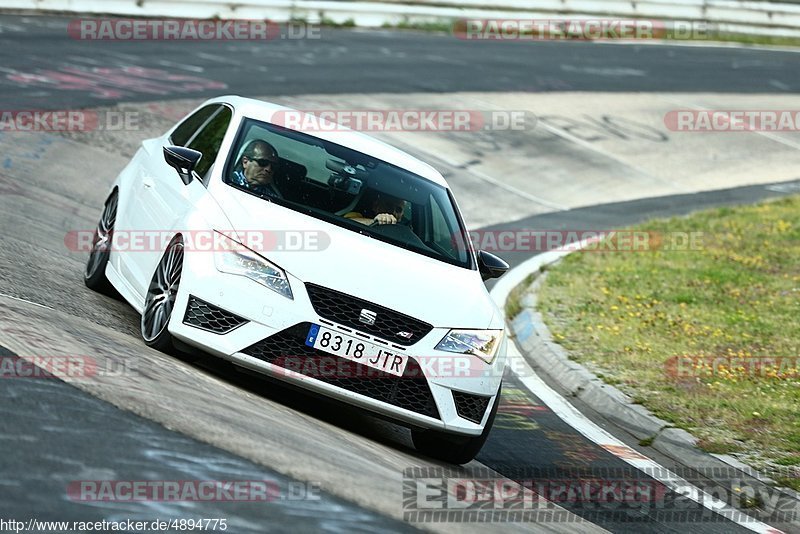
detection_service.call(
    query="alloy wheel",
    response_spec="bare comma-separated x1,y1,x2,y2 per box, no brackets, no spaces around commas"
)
141,239,184,343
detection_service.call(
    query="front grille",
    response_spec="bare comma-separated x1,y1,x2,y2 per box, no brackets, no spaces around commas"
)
305,283,433,346
242,323,440,419
183,296,248,334
453,391,491,424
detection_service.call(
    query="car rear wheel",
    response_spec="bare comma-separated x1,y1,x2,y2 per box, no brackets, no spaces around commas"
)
84,190,118,293
411,384,501,464
141,236,184,352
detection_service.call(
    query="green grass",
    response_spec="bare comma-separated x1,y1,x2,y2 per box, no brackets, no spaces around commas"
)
505,274,535,320
320,17,357,28
537,196,800,489
701,32,800,48
381,19,454,33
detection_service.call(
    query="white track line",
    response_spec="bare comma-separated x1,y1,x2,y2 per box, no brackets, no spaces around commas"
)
661,96,800,152
0,292,54,310
534,120,684,192
461,164,570,211
490,247,785,534
467,95,682,199
389,136,570,212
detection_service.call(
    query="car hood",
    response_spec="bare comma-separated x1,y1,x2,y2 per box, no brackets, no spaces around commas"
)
212,187,497,329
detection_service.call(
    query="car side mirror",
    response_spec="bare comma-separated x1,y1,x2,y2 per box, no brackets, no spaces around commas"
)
163,146,202,185
477,250,509,281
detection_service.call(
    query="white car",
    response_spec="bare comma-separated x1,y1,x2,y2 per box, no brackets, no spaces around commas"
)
84,96,509,463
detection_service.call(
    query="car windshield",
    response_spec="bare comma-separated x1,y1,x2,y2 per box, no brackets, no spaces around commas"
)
224,118,473,269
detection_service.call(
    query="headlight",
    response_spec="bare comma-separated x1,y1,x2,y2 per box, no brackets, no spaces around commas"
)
435,329,503,364
214,232,293,300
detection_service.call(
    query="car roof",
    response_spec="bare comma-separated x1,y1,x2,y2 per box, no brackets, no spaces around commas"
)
205,95,449,187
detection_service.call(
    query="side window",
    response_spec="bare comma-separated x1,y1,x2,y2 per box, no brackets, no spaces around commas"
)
170,105,219,146
187,107,233,180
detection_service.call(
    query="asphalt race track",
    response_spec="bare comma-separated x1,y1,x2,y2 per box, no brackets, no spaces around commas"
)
1,13,799,534
2,14,800,110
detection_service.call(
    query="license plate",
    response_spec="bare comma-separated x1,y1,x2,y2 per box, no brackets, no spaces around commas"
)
305,324,408,377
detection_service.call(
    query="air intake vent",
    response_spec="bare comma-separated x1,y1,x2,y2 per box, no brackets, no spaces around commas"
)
183,296,248,334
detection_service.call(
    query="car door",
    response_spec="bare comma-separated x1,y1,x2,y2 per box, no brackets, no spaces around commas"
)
126,104,233,298
116,105,220,294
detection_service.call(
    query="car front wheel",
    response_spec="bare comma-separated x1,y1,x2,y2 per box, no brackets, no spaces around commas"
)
411,384,501,464
141,236,184,352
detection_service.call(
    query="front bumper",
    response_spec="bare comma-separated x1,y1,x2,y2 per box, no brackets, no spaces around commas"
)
167,250,506,436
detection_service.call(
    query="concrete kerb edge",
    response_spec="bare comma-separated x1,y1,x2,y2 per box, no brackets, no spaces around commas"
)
513,272,672,442
502,258,800,513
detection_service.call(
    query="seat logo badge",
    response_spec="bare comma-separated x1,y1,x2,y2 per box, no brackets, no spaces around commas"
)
359,309,377,325
397,331,413,339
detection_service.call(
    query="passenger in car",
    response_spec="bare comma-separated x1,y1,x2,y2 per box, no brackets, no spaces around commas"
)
231,139,283,199
345,193,406,226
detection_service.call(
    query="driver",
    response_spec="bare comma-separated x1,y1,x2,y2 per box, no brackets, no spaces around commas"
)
345,194,406,226
231,140,282,199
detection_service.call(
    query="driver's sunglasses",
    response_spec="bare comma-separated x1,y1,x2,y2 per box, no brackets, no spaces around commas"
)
248,156,278,168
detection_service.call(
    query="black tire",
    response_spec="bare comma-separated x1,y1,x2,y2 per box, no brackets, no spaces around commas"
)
412,384,501,464
84,191,118,293
141,236,184,352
